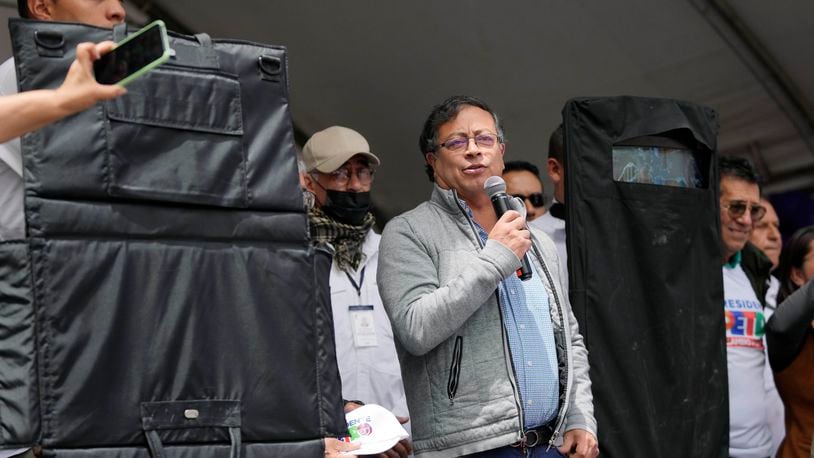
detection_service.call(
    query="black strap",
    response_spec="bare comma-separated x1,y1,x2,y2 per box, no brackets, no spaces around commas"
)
345,266,366,297
141,400,241,458
194,33,213,48
145,427,241,458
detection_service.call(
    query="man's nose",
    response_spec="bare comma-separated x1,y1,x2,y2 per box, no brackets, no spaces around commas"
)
107,0,126,24
346,173,363,192
524,200,535,216
465,138,481,156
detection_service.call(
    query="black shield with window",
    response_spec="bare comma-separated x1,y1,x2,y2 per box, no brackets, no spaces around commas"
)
563,96,727,457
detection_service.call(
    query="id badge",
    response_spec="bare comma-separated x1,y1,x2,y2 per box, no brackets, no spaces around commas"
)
349,305,378,348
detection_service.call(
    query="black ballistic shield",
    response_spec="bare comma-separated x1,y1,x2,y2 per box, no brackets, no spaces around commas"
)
563,96,727,457
0,19,345,457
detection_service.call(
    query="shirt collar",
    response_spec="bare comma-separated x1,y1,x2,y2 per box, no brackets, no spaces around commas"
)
724,250,742,269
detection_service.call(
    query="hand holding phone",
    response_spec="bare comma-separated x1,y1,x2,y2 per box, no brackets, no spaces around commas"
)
0,41,127,143
57,41,127,112
93,20,171,86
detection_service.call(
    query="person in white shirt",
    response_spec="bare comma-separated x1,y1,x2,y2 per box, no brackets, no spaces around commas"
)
503,160,546,222
718,155,783,458
530,125,568,285
0,0,126,241
300,126,411,458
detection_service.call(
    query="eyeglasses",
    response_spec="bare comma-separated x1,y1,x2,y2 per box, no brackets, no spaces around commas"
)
511,193,545,208
318,166,374,186
721,200,766,221
436,133,499,152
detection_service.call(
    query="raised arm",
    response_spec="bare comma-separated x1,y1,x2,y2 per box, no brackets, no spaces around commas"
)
766,279,814,372
0,42,125,143
377,214,519,356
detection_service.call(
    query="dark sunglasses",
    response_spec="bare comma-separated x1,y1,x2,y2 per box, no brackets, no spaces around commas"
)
722,200,766,221
511,193,545,208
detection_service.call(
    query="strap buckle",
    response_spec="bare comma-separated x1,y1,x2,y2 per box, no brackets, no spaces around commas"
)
510,425,551,451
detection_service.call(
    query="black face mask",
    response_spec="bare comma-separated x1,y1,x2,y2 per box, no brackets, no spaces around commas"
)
322,190,371,226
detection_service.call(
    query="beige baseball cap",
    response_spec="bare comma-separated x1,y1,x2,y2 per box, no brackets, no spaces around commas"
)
302,126,381,173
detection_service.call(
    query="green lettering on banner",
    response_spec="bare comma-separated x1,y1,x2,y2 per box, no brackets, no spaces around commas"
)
755,312,765,337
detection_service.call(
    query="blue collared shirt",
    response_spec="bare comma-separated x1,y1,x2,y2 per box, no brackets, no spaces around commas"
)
462,201,560,428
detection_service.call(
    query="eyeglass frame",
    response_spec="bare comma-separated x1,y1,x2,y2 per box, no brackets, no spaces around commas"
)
310,163,375,187
721,199,766,222
435,132,502,152
511,192,545,208
309,161,376,186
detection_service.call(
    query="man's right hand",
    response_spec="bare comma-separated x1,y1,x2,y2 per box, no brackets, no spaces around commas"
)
56,42,127,114
488,210,531,260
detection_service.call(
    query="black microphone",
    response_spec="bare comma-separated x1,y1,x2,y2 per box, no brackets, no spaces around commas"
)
484,176,533,281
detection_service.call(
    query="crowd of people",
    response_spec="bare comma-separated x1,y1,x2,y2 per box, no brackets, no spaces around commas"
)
300,95,812,458
1,2,813,458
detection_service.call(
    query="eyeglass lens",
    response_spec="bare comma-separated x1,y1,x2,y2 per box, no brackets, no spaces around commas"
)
440,134,498,151
726,200,766,221
331,166,373,185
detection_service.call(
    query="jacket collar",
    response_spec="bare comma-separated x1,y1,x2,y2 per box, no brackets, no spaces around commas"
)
430,184,464,214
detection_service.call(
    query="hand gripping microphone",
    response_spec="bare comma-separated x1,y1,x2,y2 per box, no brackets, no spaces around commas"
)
484,176,533,281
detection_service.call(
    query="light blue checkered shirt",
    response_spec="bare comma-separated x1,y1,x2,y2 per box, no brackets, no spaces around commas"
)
465,203,560,428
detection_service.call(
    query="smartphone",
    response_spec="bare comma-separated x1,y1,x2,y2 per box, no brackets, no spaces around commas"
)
93,20,171,86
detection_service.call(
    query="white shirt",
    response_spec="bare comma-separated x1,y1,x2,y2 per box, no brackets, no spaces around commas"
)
329,230,410,428
530,201,567,287
723,262,773,458
0,57,25,241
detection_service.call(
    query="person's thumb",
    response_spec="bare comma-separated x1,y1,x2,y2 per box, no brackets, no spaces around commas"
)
396,415,409,425
558,433,574,455
98,85,127,100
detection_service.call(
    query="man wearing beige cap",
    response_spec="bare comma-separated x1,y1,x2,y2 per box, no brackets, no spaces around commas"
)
301,126,412,458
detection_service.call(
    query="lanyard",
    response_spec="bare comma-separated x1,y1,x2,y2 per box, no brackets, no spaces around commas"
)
345,266,366,298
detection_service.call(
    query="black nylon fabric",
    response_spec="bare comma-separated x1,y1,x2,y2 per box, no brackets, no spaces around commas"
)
1,19,345,457
40,440,326,457
563,96,727,457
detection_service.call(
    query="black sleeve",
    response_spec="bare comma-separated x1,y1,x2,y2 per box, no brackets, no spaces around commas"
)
766,279,814,372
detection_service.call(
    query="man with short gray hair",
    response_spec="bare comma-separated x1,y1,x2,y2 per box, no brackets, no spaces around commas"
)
378,96,597,457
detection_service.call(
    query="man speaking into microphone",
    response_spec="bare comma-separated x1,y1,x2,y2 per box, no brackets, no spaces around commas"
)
378,95,597,457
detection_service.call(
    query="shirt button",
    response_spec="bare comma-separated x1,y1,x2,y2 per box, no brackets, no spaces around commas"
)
527,361,533,367
519,324,526,330
527,400,534,405
510,289,516,295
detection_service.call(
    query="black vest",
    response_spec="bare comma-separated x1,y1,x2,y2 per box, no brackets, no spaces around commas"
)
0,19,344,457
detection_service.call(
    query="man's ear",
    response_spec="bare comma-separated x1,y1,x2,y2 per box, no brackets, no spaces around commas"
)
28,0,53,20
790,266,807,288
425,153,436,168
301,172,317,194
547,158,562,183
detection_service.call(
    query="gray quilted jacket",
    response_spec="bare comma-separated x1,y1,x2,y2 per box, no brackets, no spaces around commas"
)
377,185,596,457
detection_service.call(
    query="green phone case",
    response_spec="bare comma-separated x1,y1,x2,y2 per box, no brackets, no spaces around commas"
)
115,19,172,87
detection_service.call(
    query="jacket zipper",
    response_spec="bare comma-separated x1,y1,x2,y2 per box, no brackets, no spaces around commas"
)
451,190,526,437
447,336,463,405
529,241,568,448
